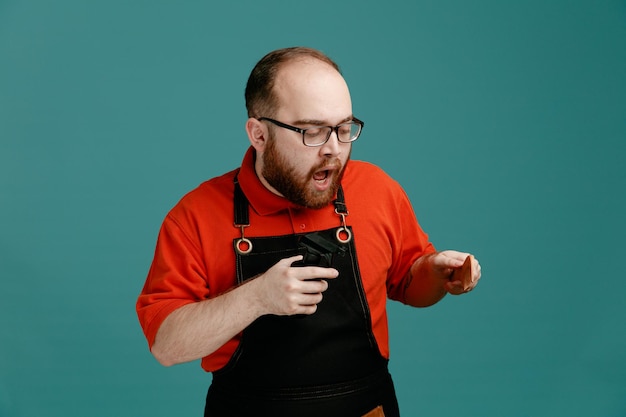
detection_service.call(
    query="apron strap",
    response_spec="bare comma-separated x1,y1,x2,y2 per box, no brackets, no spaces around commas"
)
233,176,249,227
233,177,253,254
334,186,348,214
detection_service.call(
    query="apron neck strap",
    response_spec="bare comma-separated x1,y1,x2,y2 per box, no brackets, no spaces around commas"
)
334,186,347,215
233,176,249,227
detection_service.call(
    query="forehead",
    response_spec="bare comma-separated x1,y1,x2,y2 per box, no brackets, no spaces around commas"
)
273,58,353,123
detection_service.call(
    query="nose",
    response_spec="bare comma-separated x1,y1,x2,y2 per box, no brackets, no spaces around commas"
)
319,129,343,157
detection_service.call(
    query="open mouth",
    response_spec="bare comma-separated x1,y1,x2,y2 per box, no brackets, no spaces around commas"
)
311,160,342,189
313,169,330,182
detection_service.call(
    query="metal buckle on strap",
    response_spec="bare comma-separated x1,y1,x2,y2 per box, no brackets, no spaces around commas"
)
234,224,253,255
233,175,253,254
333,185,352,243
334,208,352,244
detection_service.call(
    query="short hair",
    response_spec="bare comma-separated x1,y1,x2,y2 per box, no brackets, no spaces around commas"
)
245,47,341,118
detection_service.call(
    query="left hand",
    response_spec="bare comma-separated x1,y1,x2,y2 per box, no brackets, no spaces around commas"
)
429,250,481,295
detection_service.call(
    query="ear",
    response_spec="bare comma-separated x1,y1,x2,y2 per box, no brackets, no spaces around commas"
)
246,118,268,152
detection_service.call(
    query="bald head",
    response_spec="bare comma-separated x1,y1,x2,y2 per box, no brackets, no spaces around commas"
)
272,58,352,125
245,47,342,118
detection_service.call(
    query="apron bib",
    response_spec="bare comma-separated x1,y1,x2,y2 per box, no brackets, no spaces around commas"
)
204,179,400,417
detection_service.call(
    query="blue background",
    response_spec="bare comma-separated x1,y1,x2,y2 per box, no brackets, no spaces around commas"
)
1,1,625,416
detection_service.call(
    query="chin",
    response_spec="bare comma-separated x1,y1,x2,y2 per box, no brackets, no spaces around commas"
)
303,186,339,209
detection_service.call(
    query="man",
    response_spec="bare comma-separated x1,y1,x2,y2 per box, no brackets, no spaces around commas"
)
137,47,481,417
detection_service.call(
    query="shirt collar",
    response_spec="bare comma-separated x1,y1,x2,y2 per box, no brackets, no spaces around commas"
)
238,147,343,216
238,147,300,216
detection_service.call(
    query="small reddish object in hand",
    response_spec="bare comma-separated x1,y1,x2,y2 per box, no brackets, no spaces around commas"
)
452,255,474,291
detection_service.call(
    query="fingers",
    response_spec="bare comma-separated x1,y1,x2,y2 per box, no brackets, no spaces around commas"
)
296,266,340,281
445,279,466,295
441,250,470,262
294,291,325,307
433,251,468,270
287,255,340,280
440,251,482,295
278,279,329,316
258,256,339,316
298,278,330,295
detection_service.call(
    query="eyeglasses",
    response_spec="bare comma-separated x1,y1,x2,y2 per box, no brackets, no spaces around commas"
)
258,117,364,147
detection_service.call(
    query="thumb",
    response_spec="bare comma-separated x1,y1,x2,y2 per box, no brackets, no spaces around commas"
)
438,250,469,268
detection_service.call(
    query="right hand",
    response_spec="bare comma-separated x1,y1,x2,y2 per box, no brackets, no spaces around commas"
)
251,255,339,316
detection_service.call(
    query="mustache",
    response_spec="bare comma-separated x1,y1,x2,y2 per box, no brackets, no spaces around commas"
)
308,158,343,176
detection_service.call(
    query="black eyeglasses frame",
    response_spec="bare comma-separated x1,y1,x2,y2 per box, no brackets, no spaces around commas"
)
257,117,364,147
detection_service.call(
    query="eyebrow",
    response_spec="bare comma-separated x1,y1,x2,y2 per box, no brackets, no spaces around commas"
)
293,115,354,126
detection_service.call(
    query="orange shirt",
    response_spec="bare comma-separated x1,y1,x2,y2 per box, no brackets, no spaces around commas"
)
137,147,435,372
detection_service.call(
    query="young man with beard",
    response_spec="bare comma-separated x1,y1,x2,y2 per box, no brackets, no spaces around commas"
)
137,47,481,417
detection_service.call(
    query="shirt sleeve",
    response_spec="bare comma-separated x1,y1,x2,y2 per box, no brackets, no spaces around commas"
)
384,183,436,303
136,213,210,349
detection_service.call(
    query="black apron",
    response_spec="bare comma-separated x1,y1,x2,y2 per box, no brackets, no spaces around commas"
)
204,179,400,417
